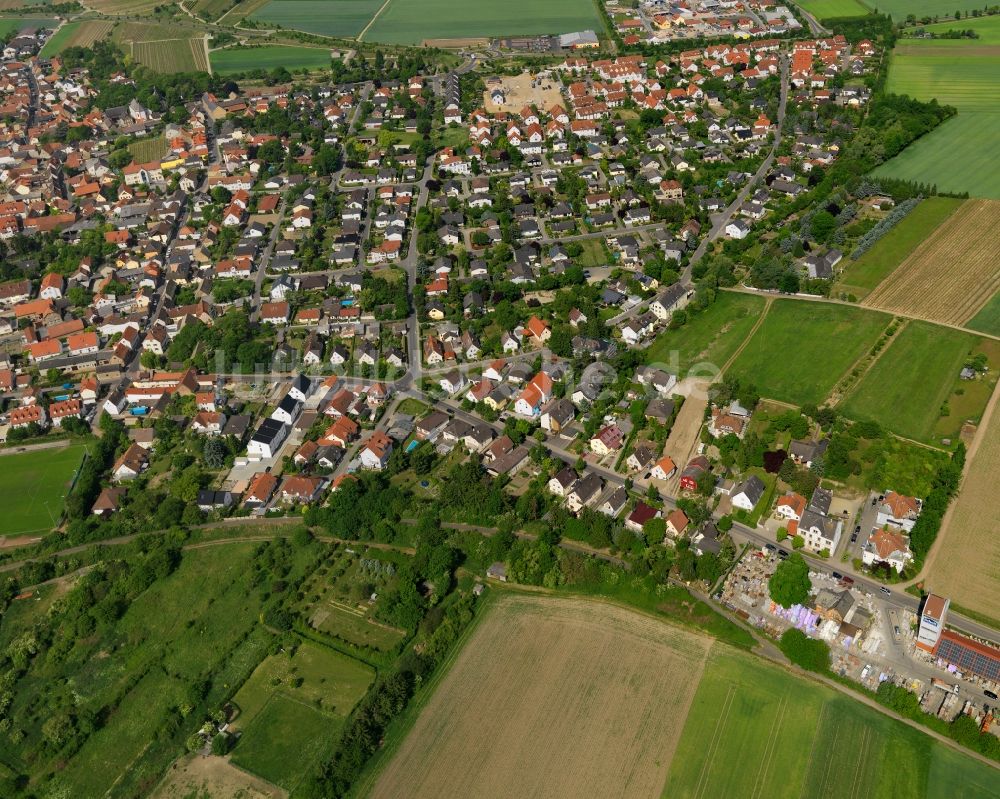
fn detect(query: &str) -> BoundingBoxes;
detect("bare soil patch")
[369,594,711,799]
[863,199,1000,326]
[483,72,563,114]
[659,381,709,494]
[422,37,488,48]
[151,753,286,799]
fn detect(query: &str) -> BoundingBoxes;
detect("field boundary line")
[356,0,394,41]
[722,286,1000,343]
[350,589,500,797]
[719,296,773,374]
[750,694,788,799]
[907,363,1000,587]
[848,724,872,799]
[829,317,908,408]
[692,684,737,799]
[798,703,831,799]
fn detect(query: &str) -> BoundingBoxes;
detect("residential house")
[731,475,766,512]
[862,525,913,574]
[876,491,921,532]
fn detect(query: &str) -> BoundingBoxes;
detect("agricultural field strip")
[369,595,711,798]
[802,704,833,799]
[692,685,736,799]
[836,198,964,297]
[863,200,1000,325]
[750,694,789,799]
[924,383,1000,623]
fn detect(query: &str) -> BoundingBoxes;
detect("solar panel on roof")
[937,637,1000,682]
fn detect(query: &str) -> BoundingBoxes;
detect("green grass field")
[229,641,372,789]
[873,114,1000,199]
[0,16,57,37]
[887,45,1000,113]
[644,292,767,377]
[230,695,339,791]
[727,299,890,407]
[837,198,963,298]
[909,14,1000,43]
[250,0,385,37]
[871,0,988,19]
[840,321,989,443]
[231,641,373,730]
[967,290,1000,336]
[210,44,333,73]
[29,542,318,796]
[796,0,871,19]
[874,38,1000,199]
[362,0,602,44]
[0,443,86,535]
[312,602,407,649]
[662,647,998,799]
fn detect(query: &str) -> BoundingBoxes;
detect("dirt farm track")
[367,594,712,799]
[862,199,1000,326]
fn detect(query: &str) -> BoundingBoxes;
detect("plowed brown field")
[863,199,1000,327]
[368,594,711,799]
[924,383,1000,623]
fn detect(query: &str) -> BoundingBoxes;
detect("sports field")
[644,292,768,377]
[862,200,1000,326]
[795,0,870,19]
[368,594,712,798]
[926,388,1000,626]
[836,197,963,299]
[874,37,1000,199]
[369,593,1000,799]
[210,44,332,74]
[840,321,991,443]
[0,443,86,535]
[39,20,115,56]
[726,299,890,407]
[250,0,385,37]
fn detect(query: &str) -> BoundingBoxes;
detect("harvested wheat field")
[368,594,711,799]
[925,385,1000,624]
[863,199,1000,327]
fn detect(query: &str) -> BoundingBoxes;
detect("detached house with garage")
[359,431,393,471]
[862,525,913,574]
[876,491,921,532]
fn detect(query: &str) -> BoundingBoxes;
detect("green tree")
[769,552,811,608]
[778,628,830,673]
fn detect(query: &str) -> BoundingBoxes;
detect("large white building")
[916,594,949,653]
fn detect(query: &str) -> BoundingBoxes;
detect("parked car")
[985,690,998,700]
[832,572,843,580]
[850,533,858,543]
